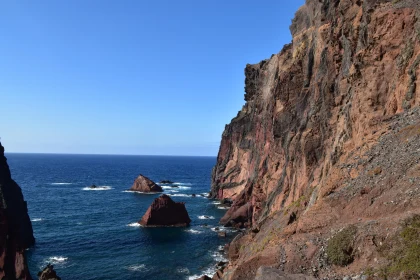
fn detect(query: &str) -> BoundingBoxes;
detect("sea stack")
[130,174,163,193]
[139,194,191,227]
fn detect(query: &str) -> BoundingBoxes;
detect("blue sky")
[0,0,304,156]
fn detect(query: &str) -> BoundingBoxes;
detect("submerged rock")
[38,264,61,280]
[89,184,97,189]
[139,194,191,227]
[130,174,163,193]
[159,180,174,184]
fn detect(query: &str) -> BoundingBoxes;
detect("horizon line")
[4,151,217,158]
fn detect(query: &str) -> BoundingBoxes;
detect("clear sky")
[0,0,304,156]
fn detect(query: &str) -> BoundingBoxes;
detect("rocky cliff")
[211,0,420,279]
[0,142,35,279]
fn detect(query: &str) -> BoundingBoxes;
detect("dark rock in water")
[139,194,191,227]
[38,264,61,280]
[195,276,212,280]
[218,231,227,238]
[191,194,196,197]
[130,174,163,193]
[89,184,97,189]
[159,180,174,184]
[216,261,227,268]
[0,142,34,279]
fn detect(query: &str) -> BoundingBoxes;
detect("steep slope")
[0,142,35,279]
[211,0,420,279]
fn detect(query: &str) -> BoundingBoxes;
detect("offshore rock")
[139,194,191,227]
[0,142,35,279]
[211,0,420,279]
[130,174,163,193]
[38,265,61,280]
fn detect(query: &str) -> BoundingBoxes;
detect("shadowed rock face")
[139,195,191,227]
[210,0,420,279]
[130,174,163,193]
[0,142,35,279]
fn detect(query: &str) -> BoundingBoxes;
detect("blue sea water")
[6,153,233,280]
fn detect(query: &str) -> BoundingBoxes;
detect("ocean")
[6,153,233,280]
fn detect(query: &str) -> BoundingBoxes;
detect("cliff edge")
[0,142,35,279]
[211,0,420,279]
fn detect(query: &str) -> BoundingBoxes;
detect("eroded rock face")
[139,194,191,227]
[211,0,420,278]
[130,174,163,193]
[212,0,420,229]
[0,142,35,279]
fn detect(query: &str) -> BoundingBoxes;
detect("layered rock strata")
[211,0,420,279]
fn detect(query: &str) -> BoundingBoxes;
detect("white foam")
[177,267,190,274]
[46,256,68,265]
[31,218,43,222]
[212,201,221,205]
[82,186,113,191]
[186,229,202,234]
[50,183,72,185]
[122,190,159,194]
[198,215,215,220]
[187,267,216,280]
[211,250,228,262]
[161,186,174,189]
[127,264,146,272]
[186,249,228,279]
[166,189,179,193]
[217,206,230,210]
[168,194,190,197]
[177,186,192,190]
[173,182,192,186]
[127,222,141,227]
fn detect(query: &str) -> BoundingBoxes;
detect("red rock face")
[210,0,420,278]
[0,142,34,279]
[139,194,191,227]
[211,0,420,228]
[130,174,163,193]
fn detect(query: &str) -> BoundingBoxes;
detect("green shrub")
[326,225,357,266]
[386,215,420,278]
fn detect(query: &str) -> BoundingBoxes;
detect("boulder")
[89,184,97,189]
[130,174,163,193]
[139,194,191,227]
[38,264,61,280]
